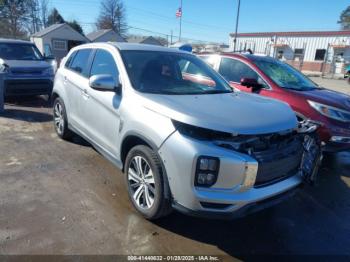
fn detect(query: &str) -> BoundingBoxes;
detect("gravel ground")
[310,77,350,95]
[0,93,350,260]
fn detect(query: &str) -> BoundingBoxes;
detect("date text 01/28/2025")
[127,255,221,261]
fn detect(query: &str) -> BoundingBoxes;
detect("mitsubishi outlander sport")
[52,43,321,220]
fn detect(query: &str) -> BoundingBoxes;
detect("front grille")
[4,79,53,96]
[215,132,303,187]
[252,135,303,187]
[10,69,43,75]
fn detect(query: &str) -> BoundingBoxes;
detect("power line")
[50,0,232,33]
[78,21,222,44]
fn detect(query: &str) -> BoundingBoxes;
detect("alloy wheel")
[128,156,156,209]
[54,102,64,135]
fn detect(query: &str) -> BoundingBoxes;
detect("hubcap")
[54,102,64,135]
[128,156,155,209]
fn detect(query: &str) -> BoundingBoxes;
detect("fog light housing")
[195,156,220,187]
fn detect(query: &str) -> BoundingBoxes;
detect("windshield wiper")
[202,90,233,94]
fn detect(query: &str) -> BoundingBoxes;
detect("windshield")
[0,43,43,61]
[254,59,318,91]
[121,50,232,95]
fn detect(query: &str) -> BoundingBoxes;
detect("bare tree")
[96,0,127,37]
[338,6,350,30]
[27,0,41,34]
[47,8,65,26]
[0,0,29,38]
[39,0,49,28]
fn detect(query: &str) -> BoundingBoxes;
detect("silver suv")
[52,43,321,220]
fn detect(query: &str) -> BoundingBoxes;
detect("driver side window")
[219,58,257,82]
[90,49,119,82]
[219,58,268,88]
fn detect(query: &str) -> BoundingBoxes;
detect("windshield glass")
[0,43,43,61]
[254,59,318,91]
[121,50,232,95]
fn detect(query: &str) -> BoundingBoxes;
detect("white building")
[31,23,89,61]
[230,30,350,74]
[86,29,126,43]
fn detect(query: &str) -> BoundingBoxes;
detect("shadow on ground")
[5,95,51,108]
[1,108,52,122]
[1,96,52,122]
[154,151,350,258]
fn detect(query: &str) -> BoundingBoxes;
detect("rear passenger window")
[65,51,77,68]
[219,58,258,83]
[69,49,92,77]
[90,49,119,81]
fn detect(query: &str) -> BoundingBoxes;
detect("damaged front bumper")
[159,120,322,218]
[297,120,323,184]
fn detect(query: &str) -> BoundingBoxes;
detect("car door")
[80,48,122,158]
[62,48,94,131]
[218,57,270,94]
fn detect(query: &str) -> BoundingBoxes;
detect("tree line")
[0,0,128,39]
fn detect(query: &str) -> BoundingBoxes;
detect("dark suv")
[0,39,54,97]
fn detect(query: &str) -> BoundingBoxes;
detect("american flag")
[176,7,182,18]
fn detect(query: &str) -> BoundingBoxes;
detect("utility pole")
[233,0,241,52]
[170,30,173,45]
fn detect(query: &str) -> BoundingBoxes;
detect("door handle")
[82,89,90,99]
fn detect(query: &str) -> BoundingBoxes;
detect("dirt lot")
[1,80,350,259]
[310,77,350,95]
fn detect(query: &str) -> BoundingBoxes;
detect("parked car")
[198,53,350,152]
[52,43,321,219]
[0,39,55,97]
[345,64,350,84]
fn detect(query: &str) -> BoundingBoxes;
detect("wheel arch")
[120,133,158,170]
[120,132,172,199]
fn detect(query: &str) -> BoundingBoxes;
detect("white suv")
[52,43,321,220]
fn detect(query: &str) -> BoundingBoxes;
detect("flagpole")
[179,0,183,41]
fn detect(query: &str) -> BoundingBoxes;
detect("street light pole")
[233,0,241,52]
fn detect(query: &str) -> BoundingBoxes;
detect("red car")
[197,53,350,152]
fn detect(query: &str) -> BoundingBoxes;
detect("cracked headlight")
[308,100,350,122]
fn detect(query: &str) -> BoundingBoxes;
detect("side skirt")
[68,124,123,170]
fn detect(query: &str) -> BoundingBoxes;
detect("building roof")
[230,30,350,38]
[86,29,113,41]
[127,36,161,44]
[31,23,66,37]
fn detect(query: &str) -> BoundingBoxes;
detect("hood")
[292,88,350,111]
[2,59,50,69]
[141,92,298,135]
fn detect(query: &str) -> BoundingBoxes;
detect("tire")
[125,145,172,220]
[53,97,73,140]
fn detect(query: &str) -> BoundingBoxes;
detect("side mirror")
[240,78,262,88]
[89,74,121,92]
